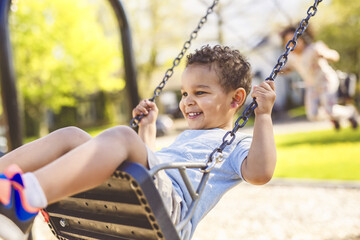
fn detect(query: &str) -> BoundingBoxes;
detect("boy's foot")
[349,117,358,129]
[0,165,40,240]
[331,120,340,130]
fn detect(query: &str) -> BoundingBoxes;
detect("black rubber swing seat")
[45,161,181,240]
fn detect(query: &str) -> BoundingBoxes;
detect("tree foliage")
[315,0,360,77]
[122,0,189,97]
[9,0,124,115]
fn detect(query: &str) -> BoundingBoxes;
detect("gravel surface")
[31,179,360,240]
[192,179,360,240]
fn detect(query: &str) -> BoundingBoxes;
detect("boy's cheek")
[178,102,185,115]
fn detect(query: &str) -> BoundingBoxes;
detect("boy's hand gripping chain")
[130,0,219,128]
[203,0,323,172]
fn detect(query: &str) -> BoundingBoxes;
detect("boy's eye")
[182,92,188,97]
[196,91,206,95]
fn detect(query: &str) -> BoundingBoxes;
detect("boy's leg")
[34,126,148,204]
[0,127,92,240]
[0,165,40,240]
[0,126,147,239]
[0,127,92,173]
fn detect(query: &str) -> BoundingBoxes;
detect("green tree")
[315,0,360,77]
[123,0,189,98]
[9,0,124,135]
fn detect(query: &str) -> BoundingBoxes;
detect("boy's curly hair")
[186,45,252,96]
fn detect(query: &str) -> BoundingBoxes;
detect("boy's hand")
[251,81,276,115]
[132,99,158,127]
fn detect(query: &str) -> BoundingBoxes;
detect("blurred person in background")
[280,26,358,130]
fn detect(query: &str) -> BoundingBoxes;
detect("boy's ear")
[231,88,246,108]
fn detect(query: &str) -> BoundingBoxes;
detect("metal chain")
[265,0,323,82]
[130,0,219,128]
[203,0,323,172]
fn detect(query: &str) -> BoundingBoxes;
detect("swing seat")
[44,161,181,240]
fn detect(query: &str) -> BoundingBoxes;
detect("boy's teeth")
[189,112,200,116]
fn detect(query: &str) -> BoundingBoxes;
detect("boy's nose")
[184,96,195,106]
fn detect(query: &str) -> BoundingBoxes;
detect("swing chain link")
[130,0,219,128]
[203,0,323,173]
[202,100,258,172]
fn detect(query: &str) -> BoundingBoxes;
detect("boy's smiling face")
[179,64,244,130]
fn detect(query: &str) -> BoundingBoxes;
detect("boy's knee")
[100,126,138,145]
[52,126,92,148]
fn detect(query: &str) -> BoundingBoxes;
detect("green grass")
[24,123,360,181]
[82,124,360,180]
[287,106,306,119]
[274,128,360,180]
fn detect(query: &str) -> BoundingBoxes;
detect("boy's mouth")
[187,112,202,119]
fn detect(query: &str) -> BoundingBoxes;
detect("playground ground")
[30,118,360,240]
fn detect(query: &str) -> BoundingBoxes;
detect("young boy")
[0,45,276,240]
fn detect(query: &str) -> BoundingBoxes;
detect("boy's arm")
[241,81,277,185]
[132,99,158,151]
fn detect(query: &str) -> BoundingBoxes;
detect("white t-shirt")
[153,128,252,239]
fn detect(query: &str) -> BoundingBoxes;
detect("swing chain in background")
[130,0,220,128]
[203,0,323,173]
